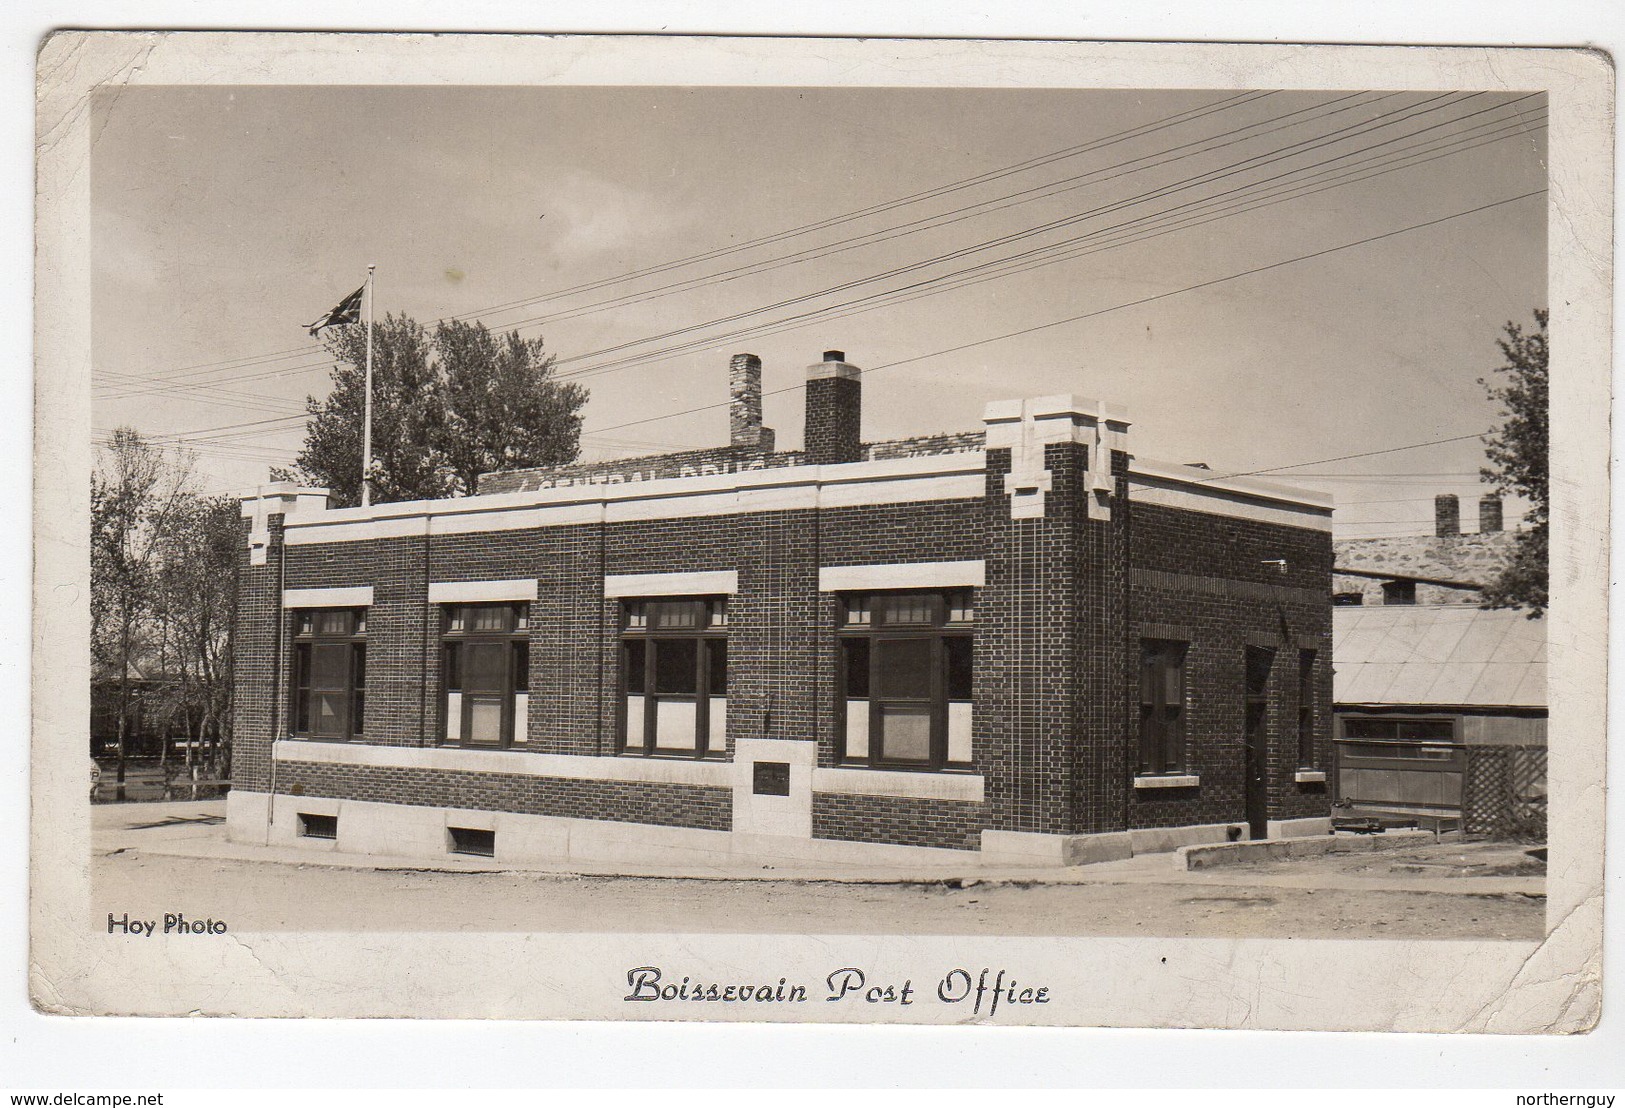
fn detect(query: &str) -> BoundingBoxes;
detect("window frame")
[439,601,531,749]
[1335,713,1464,771]
[289,607,368,742]
[1382,579,1417,606]
[835,589,974,773]
[618,597,728,759]
[1137,639,1188,776]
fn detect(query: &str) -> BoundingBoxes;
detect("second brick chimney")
[1479,494,1503,533]
[1435,493,1461,537]
[805,349,862,465]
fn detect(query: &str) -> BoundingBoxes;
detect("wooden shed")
[1332,605,1546,826]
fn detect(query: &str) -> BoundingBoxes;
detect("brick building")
[227,350,1335,868]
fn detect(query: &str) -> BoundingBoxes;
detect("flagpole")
[361,264,376,507]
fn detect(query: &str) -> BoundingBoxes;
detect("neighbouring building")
[1330,494,1548,835]
[227,350,1336,869]
[1333,493,1515,607]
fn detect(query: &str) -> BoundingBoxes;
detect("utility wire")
[96,92,1271,399]
[587,188,1544,439]
[548,112,1545,384]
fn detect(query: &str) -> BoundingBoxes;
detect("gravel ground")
[92,845,1544,940]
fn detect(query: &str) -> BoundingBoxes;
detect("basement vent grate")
[448,826,496,857]
[298,813,338,840]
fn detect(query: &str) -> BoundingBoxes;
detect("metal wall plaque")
[752,761,790,796]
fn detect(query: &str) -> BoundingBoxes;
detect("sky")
[90,84,1547,539]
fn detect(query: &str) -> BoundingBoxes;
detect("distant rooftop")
[1334,604,1546,709]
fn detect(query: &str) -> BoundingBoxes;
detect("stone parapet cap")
[982,394,1131,430]
[285,451,987,528]
[239,483,330,518]
[1130,457,1334,512]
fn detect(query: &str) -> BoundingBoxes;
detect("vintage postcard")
[31,32,1611,1030]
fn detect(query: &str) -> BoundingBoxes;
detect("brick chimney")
[1435,493,1461,537]
[1479,494,1503,533]
[805,349,861,465]
[729,353,774,452]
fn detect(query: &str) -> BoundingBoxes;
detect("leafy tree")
[1479,309,1548,617]
[284,314,448,508]
[149,495,239,776]
[282,315,587,506]
[91,428,196,786]
[437,320,587,496]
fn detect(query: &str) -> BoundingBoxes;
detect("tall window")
[1138,639,1187,775]
[838,590,973,771]
[441,602,530,748]
[1297,649,1317,768]
[620,598,727,758]
[291,608,367,741]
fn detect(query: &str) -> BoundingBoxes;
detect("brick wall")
[238,441,1333,853]
[232,516,282,792]
[812,793,986,851]
[478,445,801,496]
[478,432,980,495]
[277,760,732,831]
[286,535,430,749]
[1125,501,1333,830]
[975,441,1136,838]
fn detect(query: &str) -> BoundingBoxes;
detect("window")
[441,602,530,748]
[1138,640,1187,775]
[1338,716,1460,764]
[1382,580,1417,605]
[620,598,728,757]
[1297,649,1317,768]
[291,608,367,740]
[1333,591,1365,606]
[837,590,973,771]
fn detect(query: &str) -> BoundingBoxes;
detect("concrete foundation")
[1128,822,1248,855]
[229,789,987,872]
[1177,829,1435,870]
[980,829,1134,867]
[1266,816,1334,840]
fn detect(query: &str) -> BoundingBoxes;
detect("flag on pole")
[306,285,365,336]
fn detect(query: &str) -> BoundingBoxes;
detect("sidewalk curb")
[1177,830,1438,870]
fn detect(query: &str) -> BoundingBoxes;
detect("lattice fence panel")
[1463,745,1547,840]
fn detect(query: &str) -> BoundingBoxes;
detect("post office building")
[228,350,1336,869]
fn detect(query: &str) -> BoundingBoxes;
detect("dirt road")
[92,847,1543,939]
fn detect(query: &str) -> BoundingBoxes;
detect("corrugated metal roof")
[1333,605,1547,708]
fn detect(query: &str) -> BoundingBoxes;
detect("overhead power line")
[95,91,1272,402]
[96,91,1538,408]
[544,92,1502,375]
[587,187,1544,439]
[545,109,1545,384]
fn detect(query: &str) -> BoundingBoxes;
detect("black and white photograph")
[28,31,1611,1037]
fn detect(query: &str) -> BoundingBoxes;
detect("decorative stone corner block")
[982,395,1130,521]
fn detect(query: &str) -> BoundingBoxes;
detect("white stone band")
[603,570,739,598]
[818,560,985,592]
[427,579,538,604]
[282,586,374,608]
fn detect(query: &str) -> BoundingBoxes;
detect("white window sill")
[1294,769,1327,783]
[1133,774,1200,789]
